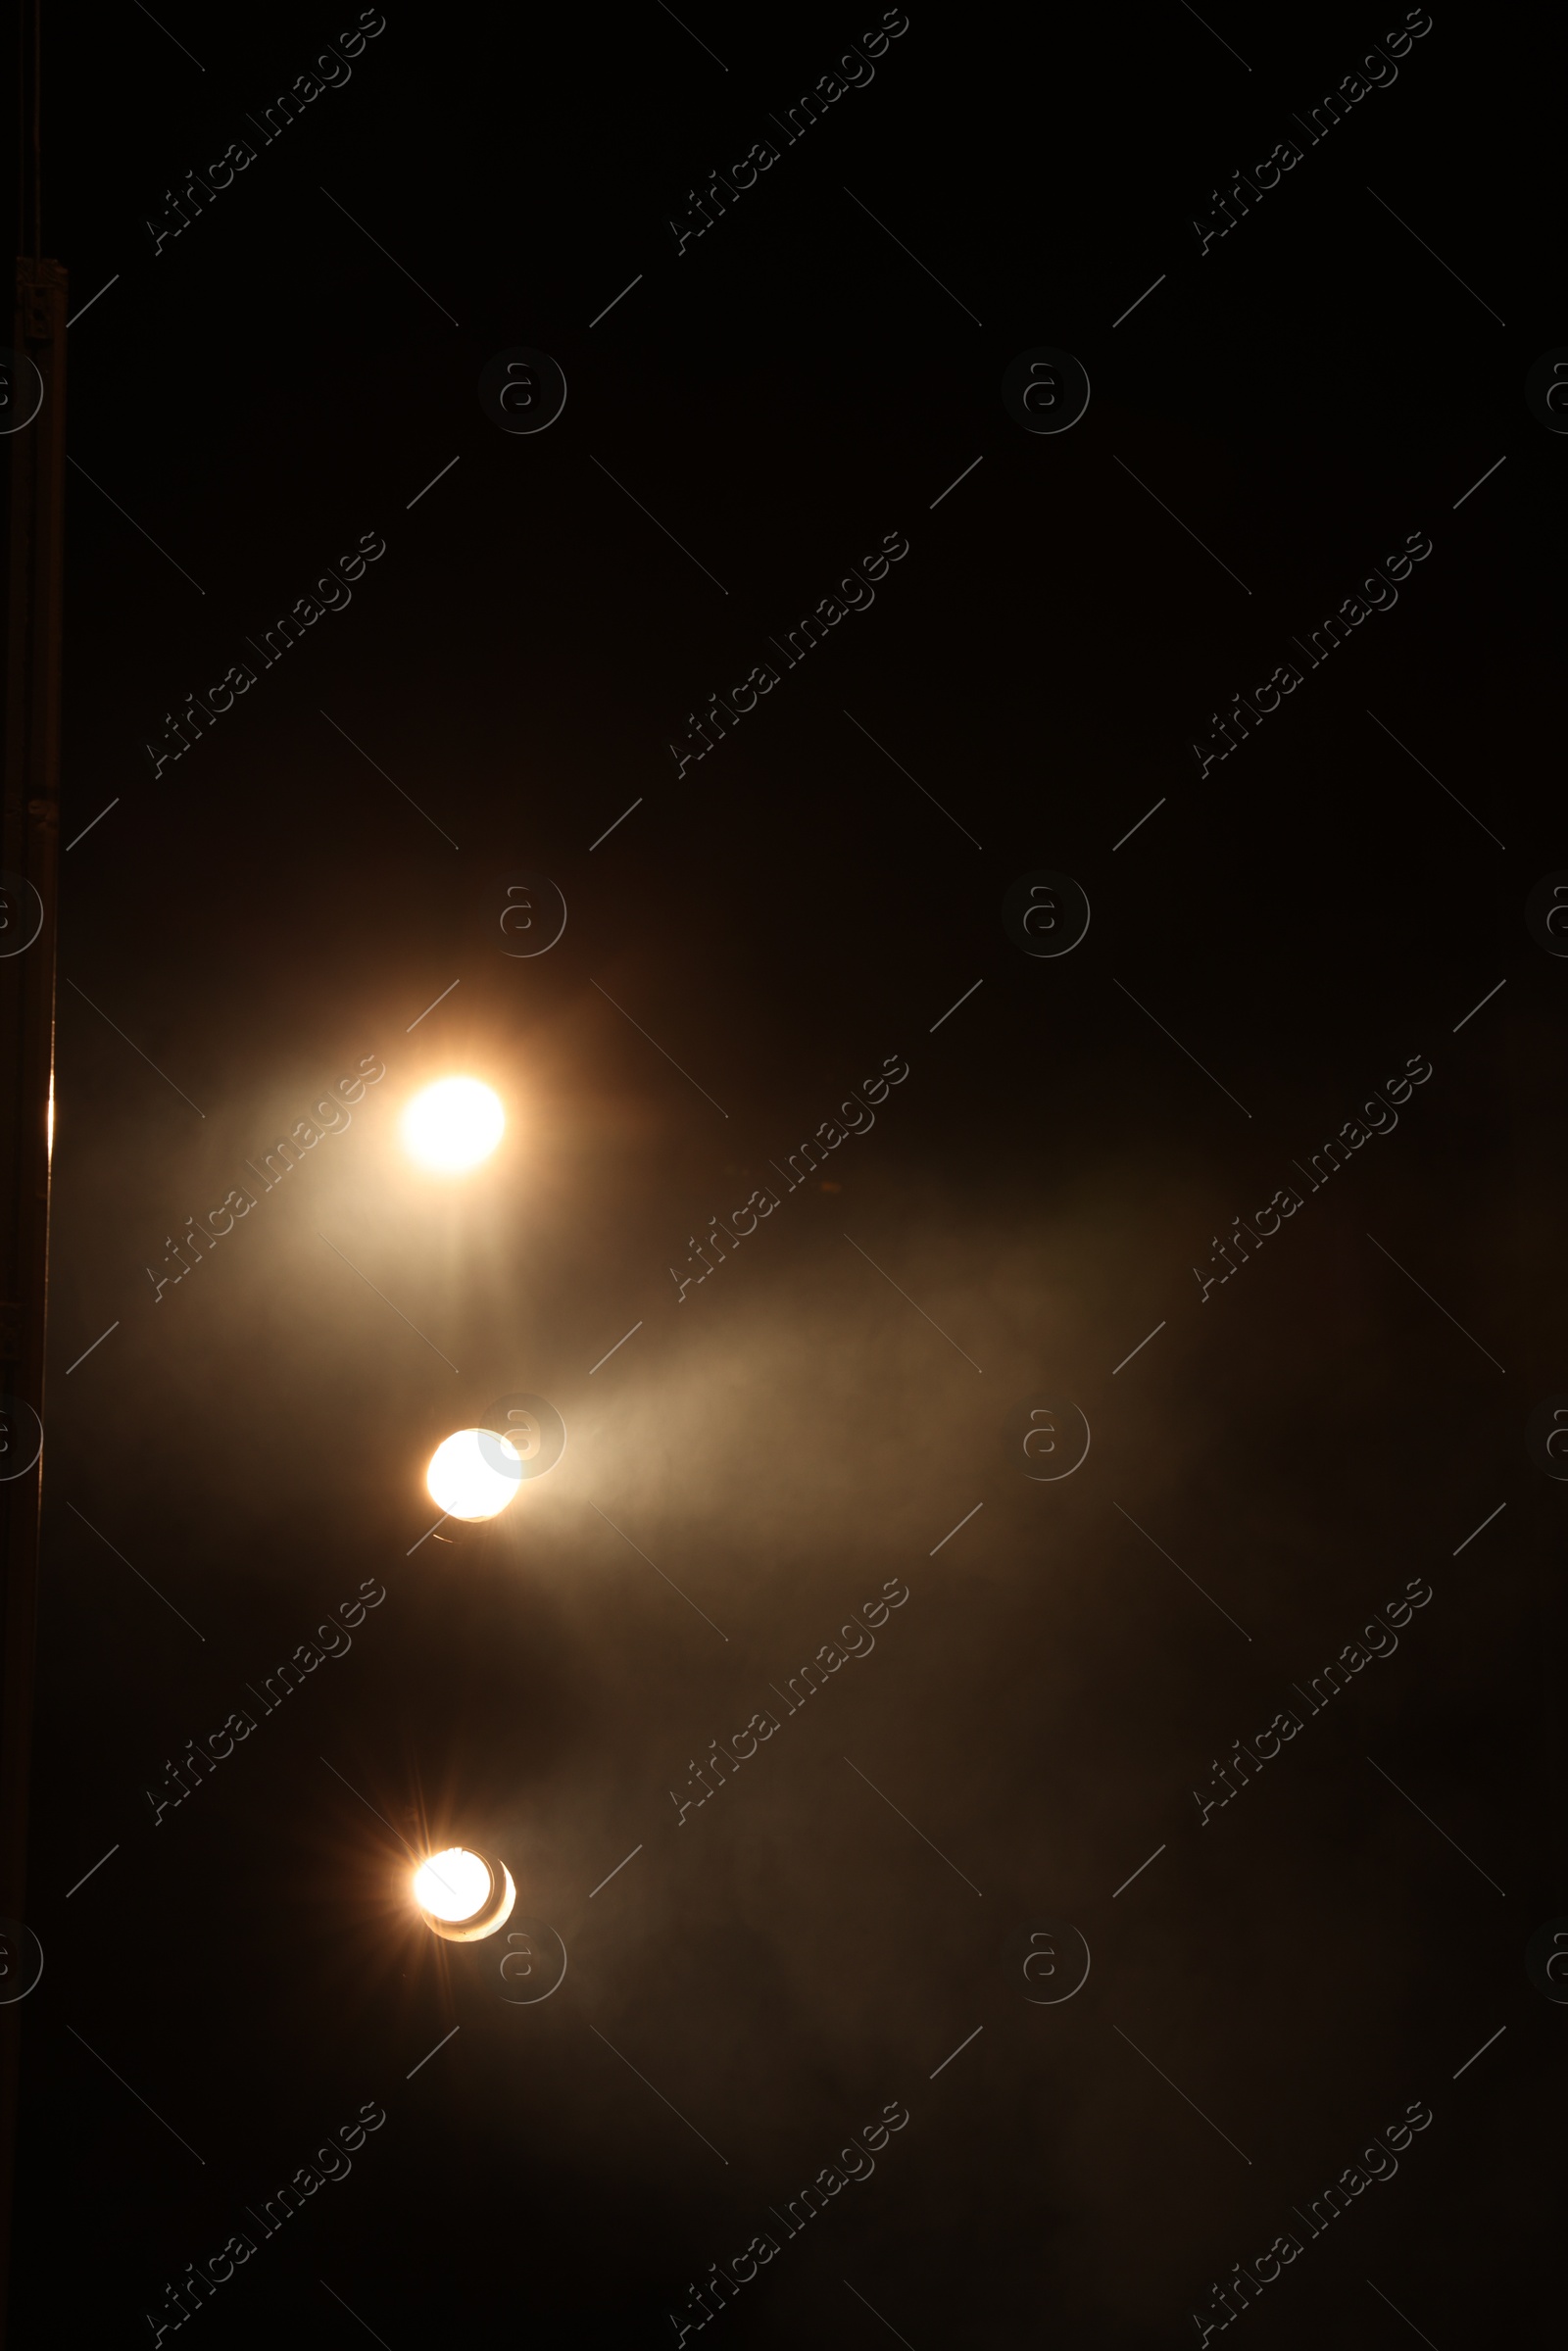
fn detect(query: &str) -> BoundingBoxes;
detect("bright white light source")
[412,1845,516,1940]
[414,1847,492,1922]
[401,1077,505,1172]
[426,1428,523,1521]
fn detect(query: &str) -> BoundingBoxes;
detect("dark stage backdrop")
[4,2,1563,2345]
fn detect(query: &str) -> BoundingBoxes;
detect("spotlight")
[401,1077,505,1172]
[412,1846,516,1941]
[426,1428,523,1521]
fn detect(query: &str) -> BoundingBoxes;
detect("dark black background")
[5,0,1564,2343]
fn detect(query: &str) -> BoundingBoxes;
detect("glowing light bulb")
[412,1845,516,1940]
[414,1848,492,1922]
[426,1428,522,1521]
[401,1077,505,1172]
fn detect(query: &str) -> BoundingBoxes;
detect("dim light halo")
[401,1076,506,1172]
[427,1427,523,1521]
[413,1846,516,1941]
